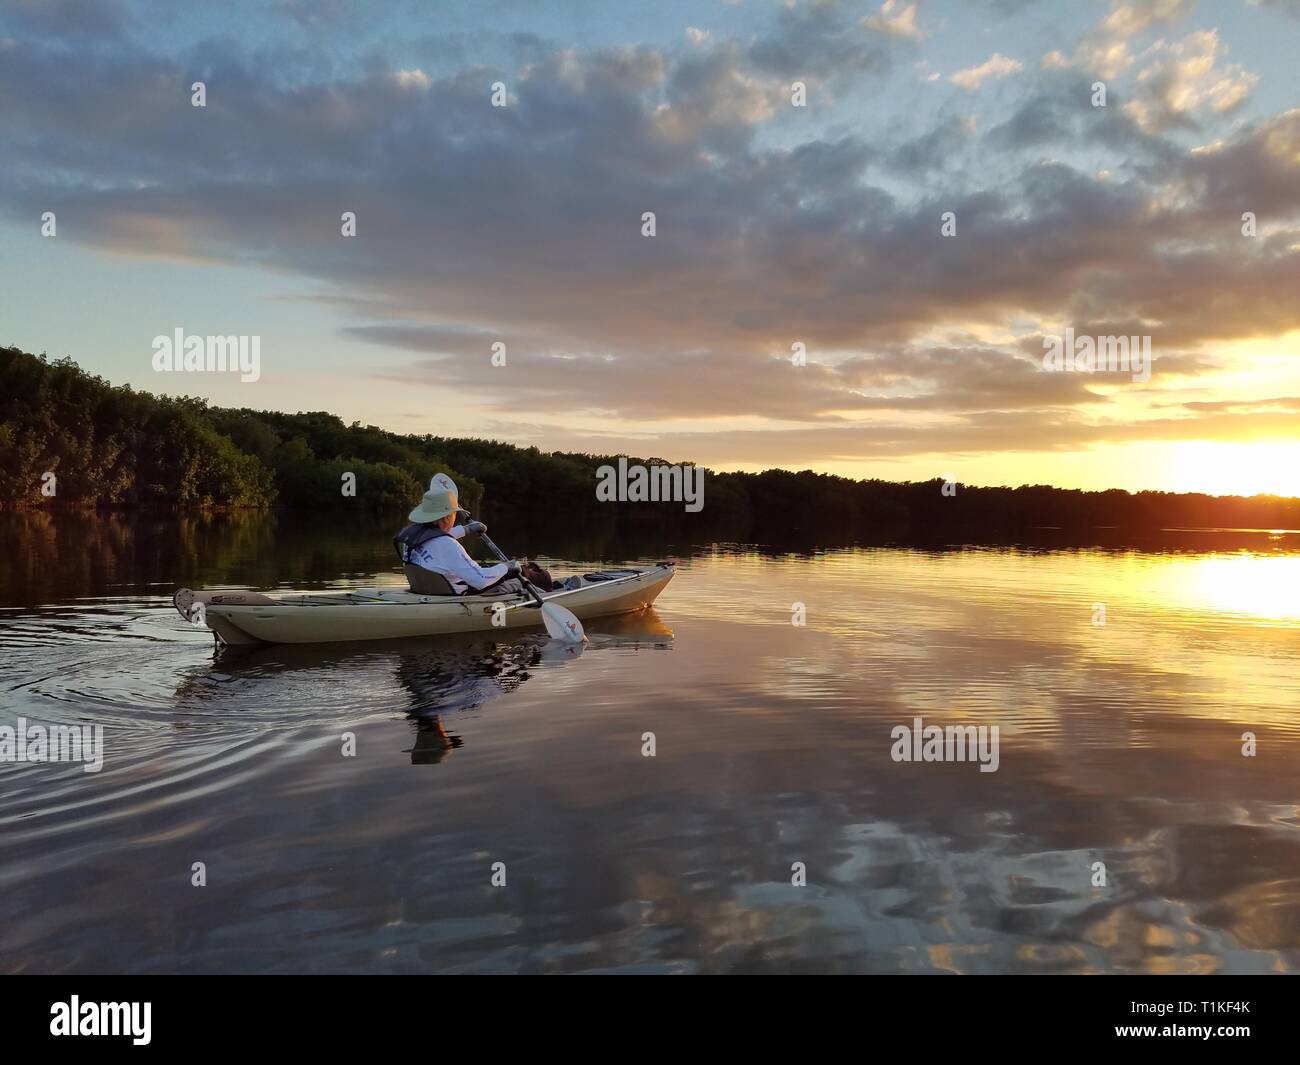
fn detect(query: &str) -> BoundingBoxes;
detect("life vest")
[392,522,516,597]
[393,523,457,596]
[393,522,450,561]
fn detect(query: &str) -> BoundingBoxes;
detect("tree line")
[4,346,1299,541]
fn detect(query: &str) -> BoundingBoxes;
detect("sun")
[1166,442,1300,498]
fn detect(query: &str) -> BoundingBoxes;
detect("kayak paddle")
[476,530,587,644]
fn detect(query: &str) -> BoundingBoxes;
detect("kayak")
[173,563,675,646]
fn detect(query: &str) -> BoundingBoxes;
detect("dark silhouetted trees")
[4,347,1299,543]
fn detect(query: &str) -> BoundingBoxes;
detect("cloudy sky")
[2,0,1299,493]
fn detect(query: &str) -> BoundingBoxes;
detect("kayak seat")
[403,563,459,597]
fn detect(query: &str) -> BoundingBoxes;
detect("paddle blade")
[541,602,586,643]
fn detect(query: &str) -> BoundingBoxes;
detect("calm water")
[2,512,1299,974]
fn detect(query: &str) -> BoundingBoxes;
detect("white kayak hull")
[176,564,675,646]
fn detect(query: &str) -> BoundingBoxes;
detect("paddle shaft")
[476,530,546,609]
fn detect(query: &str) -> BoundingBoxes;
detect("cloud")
[470,400,1300,467]
[1176,109,1300,219]
[391,68,432,91]
[367,333,1107,424]
[1123,30,1258,133]
[1,0,1297,471]
[1072,0,1194,78]
[1176,396,1300,413]
[1248,0,1300,15]
[1098,0,1194,38]
[886,113,977,173]
[951,54,1024,91]
[748,1,896,91]
[861,1,924,41]
[0,0,134,40]
[273,0,361,31]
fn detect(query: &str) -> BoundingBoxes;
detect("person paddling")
[394,474,523,596]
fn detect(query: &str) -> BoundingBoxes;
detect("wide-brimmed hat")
[409,472,468,524]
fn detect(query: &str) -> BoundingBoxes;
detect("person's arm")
[434,539,509,591]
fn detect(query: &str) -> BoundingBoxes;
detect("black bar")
[4,975,1288,1051]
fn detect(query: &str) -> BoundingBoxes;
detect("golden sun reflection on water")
[1161,554,1300,622]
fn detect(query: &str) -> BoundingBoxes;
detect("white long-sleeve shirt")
[402,525,508,595]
